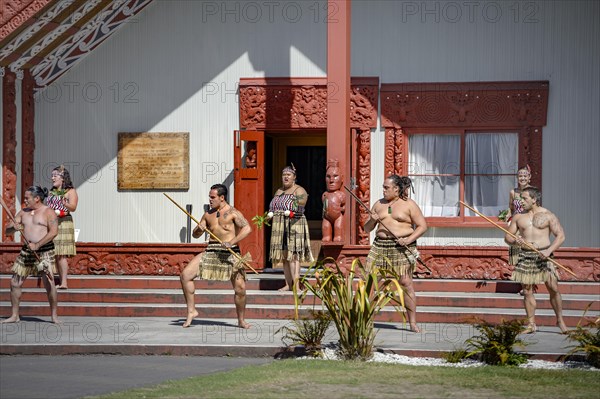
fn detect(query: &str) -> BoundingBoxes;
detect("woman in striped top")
[268,165,313,291]
[46,165,78,289]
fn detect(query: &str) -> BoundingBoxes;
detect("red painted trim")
[21,70,35,198]
[2,71,18,242]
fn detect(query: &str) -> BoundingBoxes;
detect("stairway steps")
[1,289,597,311]
[1,301,592,327]
[2,275,598,295]
[2,275,598,327]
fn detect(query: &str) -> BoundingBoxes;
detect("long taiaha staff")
[163,193,258,274]
[344,185,432,274]
[459,200,577,278]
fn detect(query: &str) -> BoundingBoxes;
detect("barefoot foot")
[409,324,421,333]
[51,317,61,324]
[557,321,569,334]
[278,285,290,292]
[183,310,199,328]
[57,285,68,290]
[522,323,537,334]
[1,316,20,323]
[238,320,251,329]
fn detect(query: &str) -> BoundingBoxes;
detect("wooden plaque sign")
[118,132,189,190]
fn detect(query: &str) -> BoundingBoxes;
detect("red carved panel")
[356,129,371,245]
[381,81,549,128]
[2,70,18,242]
[239,78,378,130]
[350,85,378,129]
[0,243,206,275]
[0,0,53,42]
[319,244,600,282]
[21,69,35,197]
[528,127,543,190]
[2,242,597,282]
[384,128,395,177]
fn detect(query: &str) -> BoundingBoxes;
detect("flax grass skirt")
[54,215,76,256]
[197,243,245,281]
[12,244,57,277]
[510,249,557,285]
[366,237,418,276]
[269,212,313,264]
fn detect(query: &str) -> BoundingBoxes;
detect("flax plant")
[564,306,600,368]
[295,257,406,360]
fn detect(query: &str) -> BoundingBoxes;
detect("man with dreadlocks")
[2,186,60,324]
[364,175,427,332]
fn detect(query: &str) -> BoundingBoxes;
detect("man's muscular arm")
[364,202,380,233]
[540,212,565,258]
[227,208,251,247]
[504,213,521,245]
[192,214,207,238]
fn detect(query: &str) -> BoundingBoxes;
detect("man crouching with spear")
[1,186,59,324]
[178,184,252,329]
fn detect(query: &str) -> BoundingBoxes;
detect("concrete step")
[1,300,594,327]
[2,274,599,295]
[1,289,598,311]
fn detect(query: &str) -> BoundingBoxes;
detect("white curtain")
[464,133,518,216]
[408,134,460,216]
[408,133,518,217]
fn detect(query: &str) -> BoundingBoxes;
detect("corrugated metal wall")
[30,0,598,247]
[354,0,599,247]
[32,1,327,243]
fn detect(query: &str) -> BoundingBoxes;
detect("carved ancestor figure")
[321,160,346,242]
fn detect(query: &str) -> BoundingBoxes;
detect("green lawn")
[91,359,599,399]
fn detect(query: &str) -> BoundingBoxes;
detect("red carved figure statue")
[321,160,346,242]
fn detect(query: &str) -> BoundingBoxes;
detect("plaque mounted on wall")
[117,132,189,190]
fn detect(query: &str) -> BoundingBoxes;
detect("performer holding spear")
[461,185,571,334]
[166,185,253,329]
[360,175,428,333]
[1,187,59,324]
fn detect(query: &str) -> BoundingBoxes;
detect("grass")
[90,359,599,399]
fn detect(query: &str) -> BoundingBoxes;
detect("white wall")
[33,0,327,243]
[355,0,600,247]
[31,0,599,247]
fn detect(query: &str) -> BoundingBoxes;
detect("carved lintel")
[239,79,378,130]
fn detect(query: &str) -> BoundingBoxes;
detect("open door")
[233,130,265,270]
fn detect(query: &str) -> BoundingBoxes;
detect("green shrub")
[464,318,529,366]
[295,257,406,360]
[564,310,600,368]
[277,310,332,357]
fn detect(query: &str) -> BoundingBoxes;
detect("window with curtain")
[408,132,518,221]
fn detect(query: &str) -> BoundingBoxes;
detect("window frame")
[404,127,520,227]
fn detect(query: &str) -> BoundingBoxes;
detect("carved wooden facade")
[239,77,379,245]
[381,81,549,188]
[1,243,597,281]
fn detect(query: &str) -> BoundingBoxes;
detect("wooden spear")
[163,193,258,274]
[459,200,576,278]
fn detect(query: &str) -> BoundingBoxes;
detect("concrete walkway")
[1,316,573,358]
[0,316,579,398]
